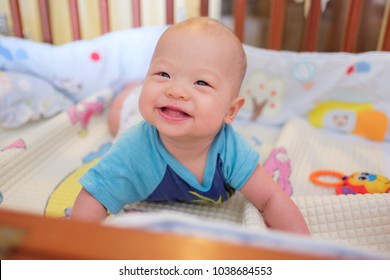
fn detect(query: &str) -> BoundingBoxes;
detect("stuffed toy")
[310,170,390,195]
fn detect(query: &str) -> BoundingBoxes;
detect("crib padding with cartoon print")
[1,0,390,259]
[1,85,389,258]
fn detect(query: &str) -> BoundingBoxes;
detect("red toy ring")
[310,170,346,187]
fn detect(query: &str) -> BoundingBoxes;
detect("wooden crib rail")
[0,208,328,260]
[5,0,390,52]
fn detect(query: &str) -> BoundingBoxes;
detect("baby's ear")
[224,96,245,124]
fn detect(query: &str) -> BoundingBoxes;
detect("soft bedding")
[241,45,390,142]
[0,88,114,213]
[0,26,167,103]
[1,27,390,259]
[241,118,390,255]
[0,71,73,128]
[1,98,389,258]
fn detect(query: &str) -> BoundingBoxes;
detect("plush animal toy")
[310,170,390,195]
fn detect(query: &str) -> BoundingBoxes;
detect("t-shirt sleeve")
[79,123,164,214]
[221,125,260,190]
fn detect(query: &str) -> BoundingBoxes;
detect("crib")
[3,0,390,51]
[1,0,390,260]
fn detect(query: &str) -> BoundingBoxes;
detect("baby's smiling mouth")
[159,106,191,120]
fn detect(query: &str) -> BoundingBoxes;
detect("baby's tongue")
[163,107,189,118]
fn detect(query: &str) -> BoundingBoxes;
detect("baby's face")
[139,24,243,142]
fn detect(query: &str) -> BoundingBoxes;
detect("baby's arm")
[71,188,107,223]
[240,165,310,235]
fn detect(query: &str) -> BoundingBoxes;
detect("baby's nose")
[166,87,189,100]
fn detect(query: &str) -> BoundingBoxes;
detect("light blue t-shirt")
[80,121,259,214]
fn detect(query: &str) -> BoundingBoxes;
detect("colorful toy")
[310,170,390,195]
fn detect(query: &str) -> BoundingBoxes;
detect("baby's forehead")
[162,25,240,57]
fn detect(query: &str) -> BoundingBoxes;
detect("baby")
[72,17,310,236]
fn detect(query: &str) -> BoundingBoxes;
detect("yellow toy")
[308,101,388,142]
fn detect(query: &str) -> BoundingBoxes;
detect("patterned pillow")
[0,26,167,102]
[0,71,73,128]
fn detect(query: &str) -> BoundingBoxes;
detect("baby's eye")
[194,80,209,86]
[159,72,170,78]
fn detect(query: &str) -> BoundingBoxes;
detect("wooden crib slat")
[234,0,246,42]
[38,0,52,44]
[8,0,23,38]
[99,0,110,34]
[69,0,81,40]
[200,0,209,17]
[303,0,321,51]
[383,17,390,51]
[381,0,390,51]
[166,0,174,24]
[268,0,285,50]
[131,0,141,27]
[341,0,364,52]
